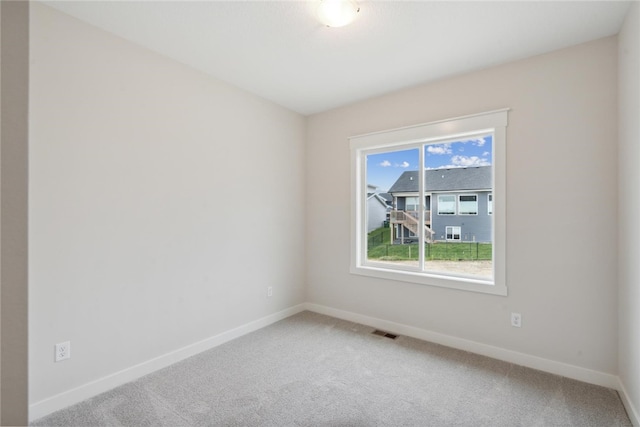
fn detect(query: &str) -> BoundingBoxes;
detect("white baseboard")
[29,304,307,422]
[617,378,640,427]
[30,302,634,424]
[304,303,620,390]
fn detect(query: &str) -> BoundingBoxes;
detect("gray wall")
[1,1,29,425]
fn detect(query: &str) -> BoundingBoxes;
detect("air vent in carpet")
[372,330,398,339]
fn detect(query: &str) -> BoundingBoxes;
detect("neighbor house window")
[445,226,462,241]
[405,197,419,212]
[350,109,508,295]
[437,195,456,215]
[458,195,478,215]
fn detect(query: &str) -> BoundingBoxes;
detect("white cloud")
[460,137,486,147]
[379,160,391,167]
[399,161,410,168]
[450,155,491,167]
[426,144,452,155]
[482,151,490,157]
[474,137,486,147]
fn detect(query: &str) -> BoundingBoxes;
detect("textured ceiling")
[41,1,632,115]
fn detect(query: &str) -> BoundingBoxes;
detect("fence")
[368,232,386,247]
[367,240,491,261]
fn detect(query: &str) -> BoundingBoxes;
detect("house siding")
[432,191,491,242]
[366,196,388,232]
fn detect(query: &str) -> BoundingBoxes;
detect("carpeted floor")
[32,311,632,426]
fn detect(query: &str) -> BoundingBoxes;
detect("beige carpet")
[32,311,631,426]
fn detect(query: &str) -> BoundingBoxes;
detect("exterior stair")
[403,213,435,243]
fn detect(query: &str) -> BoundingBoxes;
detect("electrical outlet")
[55,341,71,362]
[511,312,522,328]
[267,286,273,297]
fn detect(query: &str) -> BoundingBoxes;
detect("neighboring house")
[366,184,393,232]
[387,166,492,243]
[377,192,393,208]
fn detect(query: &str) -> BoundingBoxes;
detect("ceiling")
[41,1,633,116]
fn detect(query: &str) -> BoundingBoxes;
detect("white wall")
[307,37,619,375]
[618,2,640,424]
[29,2,306,410]
[27,1,637,422]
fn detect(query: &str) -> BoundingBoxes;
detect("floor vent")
[372,330,398,340]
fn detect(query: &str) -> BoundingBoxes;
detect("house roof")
[378,193,393,204]
[367,193,391,209]
[388,166,491,194]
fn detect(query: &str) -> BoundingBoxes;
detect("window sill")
[350,263,508,296]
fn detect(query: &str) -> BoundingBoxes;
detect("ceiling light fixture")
[317,0,360,28]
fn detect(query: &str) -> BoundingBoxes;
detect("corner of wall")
[617,1,640,425]
[0,1,29,425]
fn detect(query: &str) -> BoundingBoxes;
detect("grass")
[367,227,492,261]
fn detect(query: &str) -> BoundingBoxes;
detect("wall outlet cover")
[55,341,71,362]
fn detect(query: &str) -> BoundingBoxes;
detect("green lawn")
[367,227,492,261]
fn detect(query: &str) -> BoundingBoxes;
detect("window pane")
[366,148,419,268]
[424,137,493,279]
[405,197,419,211]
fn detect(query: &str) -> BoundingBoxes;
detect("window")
[445,226,461,241]
[350,109,508,295]
[458,195,478,215]
[437,195,456,215]
[405,197,419,212]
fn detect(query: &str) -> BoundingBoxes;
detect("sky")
[366,136,493,192]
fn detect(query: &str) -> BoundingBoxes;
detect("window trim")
[350,109,508,296]
[488,193,493,215]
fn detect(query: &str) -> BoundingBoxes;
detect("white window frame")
[458,194,478,216]
[437,194,456,215]
[445,226,462,241]
[488,193,493,215]
[350,109,508,296]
